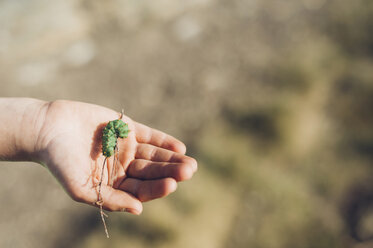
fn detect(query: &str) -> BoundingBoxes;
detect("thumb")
[72,185,143,214]
[100,185,143,214]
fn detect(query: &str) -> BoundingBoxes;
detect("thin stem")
[99,204,109,238]
[98,157,107,201]
[97,157,109,238]
[109,145,118,187]
[115,145,119,180]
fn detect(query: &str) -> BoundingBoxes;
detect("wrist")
[5,98,50,162]
[20,98,50,162]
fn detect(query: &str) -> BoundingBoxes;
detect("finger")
[133,121,186,154]
[135,144,197,172]
[127,159,194,181]
[119,178,177,202]
[101,186,143,214]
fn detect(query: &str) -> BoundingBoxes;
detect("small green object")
[102,119,129,157]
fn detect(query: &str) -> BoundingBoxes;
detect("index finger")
[133,121,186,154]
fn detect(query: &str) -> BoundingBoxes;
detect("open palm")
[37,100,197,214]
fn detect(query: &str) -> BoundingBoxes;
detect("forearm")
[0,98,48,161]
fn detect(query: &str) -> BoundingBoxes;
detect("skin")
[0,98,197,215]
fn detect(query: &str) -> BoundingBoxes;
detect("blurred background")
[0,0,372,247]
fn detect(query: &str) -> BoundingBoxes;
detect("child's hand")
[35,100,197,215]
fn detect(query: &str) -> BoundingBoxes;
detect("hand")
[35,100,197,214]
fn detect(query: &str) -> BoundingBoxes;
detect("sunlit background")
[0,0,372,247]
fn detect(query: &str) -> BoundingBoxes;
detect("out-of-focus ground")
[0,0,373,247]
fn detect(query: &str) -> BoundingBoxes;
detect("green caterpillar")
[102,119,129,157]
